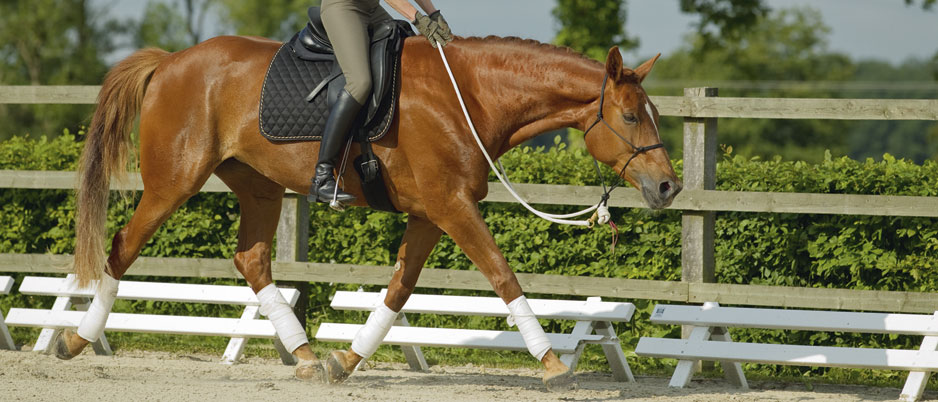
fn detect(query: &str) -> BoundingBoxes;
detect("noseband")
[583,73,664,202]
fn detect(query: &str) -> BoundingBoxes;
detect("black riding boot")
[309,89,362,204]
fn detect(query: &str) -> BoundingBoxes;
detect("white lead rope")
[435,42,609,227]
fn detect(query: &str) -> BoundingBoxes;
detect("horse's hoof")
[324,351,353,385]
[51,330,76,360]
[295,359,326,383]
[543,368,577,392]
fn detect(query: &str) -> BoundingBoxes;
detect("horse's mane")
[458,36,640,83]
[460,36,602,67]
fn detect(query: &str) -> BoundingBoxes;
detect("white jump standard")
[317,289,636,382]
[324,293,568,388]
[635,302,938,402]
[5,275,302,366]
[0,276,15,350]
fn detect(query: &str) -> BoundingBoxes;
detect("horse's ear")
[605,47,623,82]
[634,53,661,83]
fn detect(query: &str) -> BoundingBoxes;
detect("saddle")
[259,7,413,212]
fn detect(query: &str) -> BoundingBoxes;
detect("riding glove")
[429,11,454,44]
[413,12,452,48]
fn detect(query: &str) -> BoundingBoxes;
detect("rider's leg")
[310,1,379,204]
[310,88,362,204]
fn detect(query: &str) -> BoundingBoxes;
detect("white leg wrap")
[507,296,551,361]
[350,304,397,359]
[257,284,308,353]
[77,274,119,342]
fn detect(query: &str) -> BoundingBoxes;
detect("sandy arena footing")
[0,349,927,401]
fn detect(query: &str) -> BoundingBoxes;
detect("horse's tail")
[74,48,170,288]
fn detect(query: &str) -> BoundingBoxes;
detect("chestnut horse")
[60,35,681,389]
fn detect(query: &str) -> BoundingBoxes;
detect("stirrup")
[329,199,346,212]
[308,177,356,207]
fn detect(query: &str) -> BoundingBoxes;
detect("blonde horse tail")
[74,48,170,288]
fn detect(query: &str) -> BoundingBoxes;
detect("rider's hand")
[429,11,453,45]
[413,12,450,48]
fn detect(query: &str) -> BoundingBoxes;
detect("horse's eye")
[622,114,638,124]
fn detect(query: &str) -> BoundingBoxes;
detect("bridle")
[582,73,664,205]
[435,42,664,228]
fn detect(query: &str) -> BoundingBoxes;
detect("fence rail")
[4,85,938,121]
[4,170,938,218]
[0,86,100,105]
[1,86,937,315]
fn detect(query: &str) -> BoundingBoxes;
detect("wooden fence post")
[681,87,718,369]
[276,194,311,328]
[682,87,718,284]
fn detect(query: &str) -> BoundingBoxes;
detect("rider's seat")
[288,7,412,125]
[297,7,334,54]
[294,7,405,58]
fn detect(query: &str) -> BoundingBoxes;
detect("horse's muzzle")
[641,177,682,209]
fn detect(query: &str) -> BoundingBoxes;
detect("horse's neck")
[452,40,603,156]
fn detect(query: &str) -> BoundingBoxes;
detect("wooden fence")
[2,86,938,313]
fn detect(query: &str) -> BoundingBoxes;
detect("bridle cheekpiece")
[583,73,664,203]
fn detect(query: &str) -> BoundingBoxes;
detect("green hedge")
[2,132,938,384]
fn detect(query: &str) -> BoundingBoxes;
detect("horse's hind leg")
[57,93,227,358]
[214,160,323,381]
[57,170,214,358]
[325,215,443,383]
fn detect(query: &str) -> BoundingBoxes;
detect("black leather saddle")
[290,7,413,127]
[260,7,413,144]
[296,7,334,55]
[258,7,412,213]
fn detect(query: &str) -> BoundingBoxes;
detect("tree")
[905,0,937,9]
[134,0,316,50]
[932,50,938,80]
[552,0,638,61]
[846,59,938,163]
[135,0,217,51]
[218,0,319,39]
[679,0,936,51]
[678,0,769,51]
[0,0,125,139]
[651,7,856,162]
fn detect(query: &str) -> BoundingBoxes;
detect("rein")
[435,43,661,228]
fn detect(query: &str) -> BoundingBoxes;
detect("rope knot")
[597,203,611,225]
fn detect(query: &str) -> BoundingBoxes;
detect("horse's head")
[583,47,682,209]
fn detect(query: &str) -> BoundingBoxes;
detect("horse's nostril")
[659,181,671,195]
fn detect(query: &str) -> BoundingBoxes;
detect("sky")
[98,0,938,66]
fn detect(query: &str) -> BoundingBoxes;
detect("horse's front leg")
[325,215,443,383]
[429,198,576,392]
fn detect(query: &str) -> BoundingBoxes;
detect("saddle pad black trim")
[258,43,400,143]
